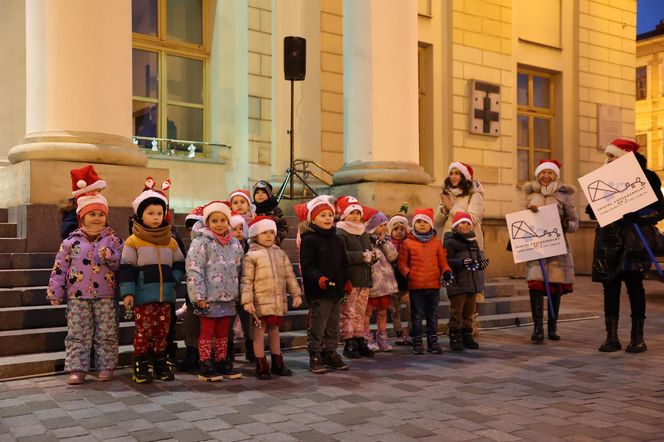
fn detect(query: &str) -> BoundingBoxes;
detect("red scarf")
[211,229,233,246]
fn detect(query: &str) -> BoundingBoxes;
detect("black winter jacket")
[443,232,486,296]
[300,224,350,300]
[337,227,373,288]
[590,153,664,282]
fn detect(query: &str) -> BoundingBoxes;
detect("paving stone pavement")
[2,276,664,441]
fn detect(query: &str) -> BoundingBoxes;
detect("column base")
[8,131,148,167]
[0,160,168,208]
[332,161,432,185]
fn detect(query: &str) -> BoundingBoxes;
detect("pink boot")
[377,331,393,352]
[98,369,114,382]
[365,332,379,352]
[67,372,86,385]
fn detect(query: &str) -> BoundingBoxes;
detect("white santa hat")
[229,211,248,236]
[203,200,232,223]
[534,159,561,178]
[248,216,277,238]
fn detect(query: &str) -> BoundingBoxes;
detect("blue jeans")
[409,289,440,341]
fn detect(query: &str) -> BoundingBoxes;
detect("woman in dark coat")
[587,139,664,353]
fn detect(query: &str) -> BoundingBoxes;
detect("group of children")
[48,165,488,384]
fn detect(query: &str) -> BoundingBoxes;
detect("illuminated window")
[517,69,555,182]
[636,66,647,100]
[132,0,207,152]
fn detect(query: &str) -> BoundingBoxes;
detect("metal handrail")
[293,159,334,186]
[133,136,230,149]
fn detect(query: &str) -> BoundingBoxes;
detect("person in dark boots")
[443,212,488,351]
[588,139,664,353]
[297,196,351,374]
[522,160,579,343]
[241,217,303,380]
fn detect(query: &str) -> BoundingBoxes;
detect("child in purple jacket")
[47,167,123,385]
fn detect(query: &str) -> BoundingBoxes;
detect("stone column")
[332,0,430,185]
[8,0,146,167]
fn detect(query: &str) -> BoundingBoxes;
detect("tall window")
[636,66,647,100]
[132,0,207,151]
[517,69,555,182]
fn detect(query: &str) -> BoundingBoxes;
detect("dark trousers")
[602,271,646,319]
[307,297,343,354]
[409,289,440,339]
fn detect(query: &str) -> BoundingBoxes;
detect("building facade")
[0,0,638,276]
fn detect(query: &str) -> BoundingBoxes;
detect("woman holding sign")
[586,139,664,353]
[524,160,579,342]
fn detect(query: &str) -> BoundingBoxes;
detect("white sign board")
[578,152,657,227]
[505,204,568,264]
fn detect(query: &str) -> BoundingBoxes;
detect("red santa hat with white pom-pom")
[604,138,640,158]
[248,215,277,238]
[70,165,107,198]
[534,159,561,178]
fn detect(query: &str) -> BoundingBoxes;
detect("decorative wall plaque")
[469,80,500,136]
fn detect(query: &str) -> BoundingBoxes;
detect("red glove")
[319,277,330,289]
[344,280,353,296]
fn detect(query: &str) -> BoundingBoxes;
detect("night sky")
[638,0,664,34]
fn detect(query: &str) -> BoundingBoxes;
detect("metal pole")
[289,80,295,199]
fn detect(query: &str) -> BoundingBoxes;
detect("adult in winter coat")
[523,159,578,343]
[587,139,664,353]
[434,161,485,250]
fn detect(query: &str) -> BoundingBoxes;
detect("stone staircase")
[0,209,595,379]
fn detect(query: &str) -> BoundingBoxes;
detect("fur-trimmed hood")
[522,181,576,196]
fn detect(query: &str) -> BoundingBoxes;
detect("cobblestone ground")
[2,276,664,441]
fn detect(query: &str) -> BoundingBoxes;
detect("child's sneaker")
[67,371,86,385]
[394,331,408,346]
[427,335,443,354]
[412,338,424,355]
[377,332,393,352]
[308,353,328,374]
[366,332,379,352]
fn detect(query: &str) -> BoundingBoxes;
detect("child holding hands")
[47,166,122,385]
[241,216,302,379]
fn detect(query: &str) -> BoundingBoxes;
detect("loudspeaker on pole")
[284,36,306,81]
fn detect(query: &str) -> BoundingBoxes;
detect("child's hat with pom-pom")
[451,211,474,228]
[203,200,231,222]
[248,215,277,238]
[412,208,434,228]
[70,165,106,198]
[132,177,171,218]
[335,195,363,220]
[295,195,336,222]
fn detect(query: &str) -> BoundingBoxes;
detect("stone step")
[0,208,7,223]
[0,223,17,238]
[0,253,56,270]
[0,268,51,288]
[0,238,26,253]
[0,286,48,308]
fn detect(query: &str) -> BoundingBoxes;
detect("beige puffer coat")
[522,181,579,285]
[241,242,302,317]
[434,181,485,250]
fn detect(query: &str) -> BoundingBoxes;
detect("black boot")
[529,291,544,343]
[547,293,561,341]
[255,356,271,380]
[218,359,243,379]
[199,359,215,378]
[461,327,479,349]
[131,355,152,384]
[343,338,360,359]
[179,346,199,372]
[166,342,178,366]
[412,336,424,355]
[245,339,256,362]
[308,353,327,374]
[270,353,292,376]
[153,352,174,381]
[427,335,443,354]
[322,350,348,370]
[625,318,647,353]
[598,316,621,352]
[356,337,375,357]
[449,329,463,351]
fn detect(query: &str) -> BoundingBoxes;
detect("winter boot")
[449,328,463,351]
[131,356,153,384]
[218,359,243,379]
[270,353,292,376]
[166,342,178,367]
[308,353,328,374]
[529,290,544,343]
[199,359,216,378]
[625,318,647,353]
[461,327,480,350]
[427,335,443,354]
[412,336,424,355]
[255,356,271,380]
[322,350,348,370]
[547,293,561,340]
[377,331,393,352]
[245,338,256,362]
[180,346,199,372]
[365,332,379,352]
[598,316,621,352]
[67,371,87,385]
[394,330,408,346]
[357,337,375,357]
[153,352,175,381]
[343,338,360,359]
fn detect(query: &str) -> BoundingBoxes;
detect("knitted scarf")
[211,229,233,246]
[336,220,366,236]
[411,229,436,243]
[132,221,172,246]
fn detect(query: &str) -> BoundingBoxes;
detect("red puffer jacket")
[397,232,451,290]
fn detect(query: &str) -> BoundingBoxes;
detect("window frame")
[517,68,556,182]
[636,65,647,100]
[131,0,209,150]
